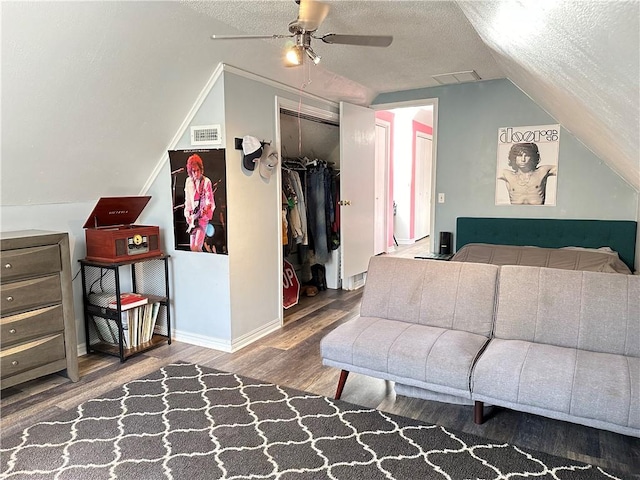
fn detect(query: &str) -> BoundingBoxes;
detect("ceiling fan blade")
[211,34,293,40]
[297,0,330,32]
[318,34,393,47]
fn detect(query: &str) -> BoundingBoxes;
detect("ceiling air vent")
[432,70,481,85]
[190,125,222,146]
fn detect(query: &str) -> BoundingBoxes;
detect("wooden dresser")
[1,230,79,389]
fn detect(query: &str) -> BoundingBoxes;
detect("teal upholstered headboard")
[455,217,637,271]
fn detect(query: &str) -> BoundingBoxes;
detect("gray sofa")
[321,256,499,405]
[473,265,639,437]
[320,256,640,438]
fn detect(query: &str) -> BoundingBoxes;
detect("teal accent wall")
[373,79,638,247]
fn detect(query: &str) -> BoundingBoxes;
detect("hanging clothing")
[281,191,289,246]
[306,166,330,264]
[283,172,304,244]
[330,170,340,250]
[323,167,335,250]
[289,170,309,246]
[282,160,339,267]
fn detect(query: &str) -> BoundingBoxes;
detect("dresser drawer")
[1,333,65,379]
[1,275,62,315]
[0,231,78,386]
[1,305,64,348]
[1,245,61,282]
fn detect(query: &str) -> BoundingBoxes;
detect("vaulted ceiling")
[2,1,638,206]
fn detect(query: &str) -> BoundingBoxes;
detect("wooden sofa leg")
[474,401,484,424]
[335,370,349,399]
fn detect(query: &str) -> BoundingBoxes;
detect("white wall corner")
[230,319,281,352]
[173,330,233,353]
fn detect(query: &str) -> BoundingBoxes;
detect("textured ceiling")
[1,1,638,207]
[191,0,505,95]
[457,0,639,192]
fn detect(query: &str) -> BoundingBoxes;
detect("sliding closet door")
[340,102,376,279]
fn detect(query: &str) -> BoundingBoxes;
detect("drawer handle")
[6,296,13,302]
[9,328,16,334]
[4,263,12,270]
[11,361,18,366]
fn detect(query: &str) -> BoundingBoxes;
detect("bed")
[452,217,637,274]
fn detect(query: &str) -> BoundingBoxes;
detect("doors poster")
[169,149,227,254]
[495,125,559,206]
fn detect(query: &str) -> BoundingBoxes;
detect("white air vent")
[432,70,481,85]
[190,125,222,146]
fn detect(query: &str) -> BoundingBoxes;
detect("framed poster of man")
[495,125,560,206]
[169,149,227,254]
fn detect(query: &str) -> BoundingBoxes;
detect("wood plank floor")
[2,239,639,476]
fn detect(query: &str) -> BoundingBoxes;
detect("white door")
[414,133,432,240]
[340,102,376,279]
[374,122,389,254]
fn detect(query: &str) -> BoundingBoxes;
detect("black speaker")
[439,232,452,255]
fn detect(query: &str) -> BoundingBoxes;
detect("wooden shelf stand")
[79,254,171,362]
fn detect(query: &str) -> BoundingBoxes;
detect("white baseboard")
[78,319,283,357]
[230,319,281,352]
[174,319,281,353]
[395,237,416,245]
[173,330,233,352]
[342,272,366,290]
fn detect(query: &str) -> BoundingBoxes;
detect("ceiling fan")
[210,0,393,67]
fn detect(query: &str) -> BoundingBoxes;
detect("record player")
[83,196,162,263]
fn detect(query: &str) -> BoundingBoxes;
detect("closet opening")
[278,101,341,323]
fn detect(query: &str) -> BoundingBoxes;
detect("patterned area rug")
[0,362,631,479]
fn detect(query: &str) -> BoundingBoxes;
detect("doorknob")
[338,200,351,206]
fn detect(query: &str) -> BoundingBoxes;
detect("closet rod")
[280,108,340,127]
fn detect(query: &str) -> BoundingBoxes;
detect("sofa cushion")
[472,339,640,432]
[321,316,489,395]
[360,257,499,337]
[495,266,640,356]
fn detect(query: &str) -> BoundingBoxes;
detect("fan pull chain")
[296,62,313,156]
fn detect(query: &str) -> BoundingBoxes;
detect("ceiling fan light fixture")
[285,45,304,66]
[211,0,393,69]
[306,47,321,65]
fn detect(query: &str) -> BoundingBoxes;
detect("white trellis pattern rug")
[0,362,631,479]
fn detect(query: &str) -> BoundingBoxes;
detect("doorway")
[277,98,435,324]
[375,120,391,254]
[373,100,437,249]
[277,98,341,323]
[277,98,382,324]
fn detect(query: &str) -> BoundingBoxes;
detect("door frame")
[414,131,433,241]
[372,98,439,253]
[375,118,392,253]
